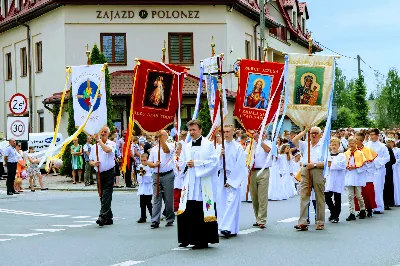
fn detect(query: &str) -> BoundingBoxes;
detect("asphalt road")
[1,189,400,266]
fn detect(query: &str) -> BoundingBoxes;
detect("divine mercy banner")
[71,64,107,135]
[133,60,186,133]
[234,59,284,133]
[285,54,335,127]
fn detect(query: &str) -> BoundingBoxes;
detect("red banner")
[133,60,186,133]
[234,59,284,133]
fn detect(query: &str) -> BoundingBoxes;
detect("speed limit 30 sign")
[7,117,29,141]
[9,93,28,115]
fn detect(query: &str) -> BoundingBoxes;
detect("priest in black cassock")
[384,138,396,210]
[177,119,220,250]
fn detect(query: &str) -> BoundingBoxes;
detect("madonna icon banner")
[285,54,335,127]
[71,64,107,135]
[234,59,284,133]
[133,60,186,133]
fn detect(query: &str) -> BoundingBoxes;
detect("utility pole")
[259,0,265,62]
[357,55,361,77]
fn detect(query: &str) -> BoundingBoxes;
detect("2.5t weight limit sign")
[9,93,28,115]
[7,117,29,141]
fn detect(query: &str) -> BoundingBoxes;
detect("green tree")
[368,92,375,100]
[60,44,113,175]
[197,100,212,136]
[332,107,355,130]
[352,75,371,127]
[333,67,347,108]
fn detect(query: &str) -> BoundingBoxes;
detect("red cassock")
[354,182,377,211]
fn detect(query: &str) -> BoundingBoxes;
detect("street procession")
[1,1,400,266]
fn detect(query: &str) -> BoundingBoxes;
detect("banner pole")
[218,53,227,185]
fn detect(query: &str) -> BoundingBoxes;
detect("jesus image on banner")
[149,76,165,106]
[144,71,173,110]
[294,67,324,106]
[244,74,272,109]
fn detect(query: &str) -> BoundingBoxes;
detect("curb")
[47,188,138,192]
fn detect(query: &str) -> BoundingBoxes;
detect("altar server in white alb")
[324,137,346,223]
[366,128,390,214]
[217,124,247,238]
[136,153,153,223]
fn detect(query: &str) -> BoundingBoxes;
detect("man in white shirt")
[83,136,94,186]
[250,132,271,229]
[148,130,175,228]
[4,138,18,195]
[90,127,116,227]
[292,127,325,231]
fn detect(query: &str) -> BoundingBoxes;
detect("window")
[5,53,12,81]
[19,0,24,10]
[4,0,9,17]
[100,33,127,65]
[293,11,297,28]
[168,33,194,65]
[38,111,44,133]
[20,47,27,77]
[302,17,306,32]
[245,40,251,59]
[35,41,42,72]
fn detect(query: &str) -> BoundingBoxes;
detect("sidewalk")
[0,174,138,192]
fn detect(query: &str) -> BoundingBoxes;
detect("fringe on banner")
[204,216,217,223]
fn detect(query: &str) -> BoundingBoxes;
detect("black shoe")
[137,217,146,223]
[367,210,373,217]
[328,215,333,221]
[150,222,159,229]
[192,244,208,250]
[90,182,95,185]
[306,219,310,225]
[221,230,231,237]
[165,222,174,227]
[179,243,189,248]
[96,218,105,227]
[356,212,360,217]
[346,214,356,221]
[332,218,339,223]
[384,206,391,210]
[85,183,90,187]
[13,191,20,194]
[359,210,366,219]
[7,192,13,195]
[252,222,259,227]
[41,188,48,191]
[373,211,383,214]
[104,219,113,225]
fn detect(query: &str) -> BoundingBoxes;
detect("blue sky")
[305,0,400,94]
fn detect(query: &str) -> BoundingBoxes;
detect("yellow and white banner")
[286,54,335,127]
[72,64,107,135]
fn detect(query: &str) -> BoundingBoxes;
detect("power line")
[360,57,386,77]
[313,41,357,60]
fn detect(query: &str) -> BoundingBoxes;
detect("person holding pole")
[90,126,116,227]
[292,126,325,231]
[148,130,175,229]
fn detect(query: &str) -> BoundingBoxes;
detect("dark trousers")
[325,191,342,219]
[6,163,17,193]
[0,162,4,177]
[140,195,152,219]
[124,161,133,187]
[99,168,115,220]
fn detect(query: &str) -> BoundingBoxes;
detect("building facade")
[0,0,320,137]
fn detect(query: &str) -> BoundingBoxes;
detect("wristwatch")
[314,163,317,168]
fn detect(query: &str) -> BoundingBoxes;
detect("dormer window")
[302,17,306,32]
[293,11,297,28]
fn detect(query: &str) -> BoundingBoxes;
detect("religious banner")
[203,56,228,127]
[133,60,186,133]
[234,59,284,133]
[71,64,107,135]
[285,54,335,127]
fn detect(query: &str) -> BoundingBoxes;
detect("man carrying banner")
[293,127,325,231]
[90,126,116,227]
[217,124,247,238]
[177,119,219,250]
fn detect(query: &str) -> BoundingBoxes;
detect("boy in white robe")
[217,125,247,238]
[137,153,153,223]
[324,137,346,223]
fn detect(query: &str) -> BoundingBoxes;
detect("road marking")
[73,221,97,223]
[238,228,262,234]
[32,229,66,233]
[50,215,70,218]
[0,239,14,242]
[277,217,299,223]
[171,247,191,251]
[110,261,144,266]
[51,224,92,228]
[0,233,43,237]
[71,216,91,219]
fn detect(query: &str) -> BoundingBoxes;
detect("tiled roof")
[283,0,295,8]
[43,71,236,104]
[237,0,283,27]
[298,2,309,19]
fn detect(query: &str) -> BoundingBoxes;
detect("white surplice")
[366,140,390,212]
[278,154,297,198]
[137,164,153,196]
[345,157,367,187]
[268,156,288,200]
[325,153,347,193]
[392,147,400,206]
[216,140,247,234]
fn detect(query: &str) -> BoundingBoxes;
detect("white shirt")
[299,140,323,165]
[253,140,271,169]
[89,140,116,173]
[4,145,18,163]
[148,143,175,173]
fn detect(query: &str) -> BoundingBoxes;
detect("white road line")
[71,216,91,219]
[32,229,66,233]
[0,239,13,242]
[277,217,299,223]
[171,247,191,251]
[73,221,97,223]
[50,215,70,218]
[51,224,92,228]
[0,233,43,237]
[238,228,263,234]
[110,261,144,266]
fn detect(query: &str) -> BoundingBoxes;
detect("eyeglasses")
[310,132,319,135]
